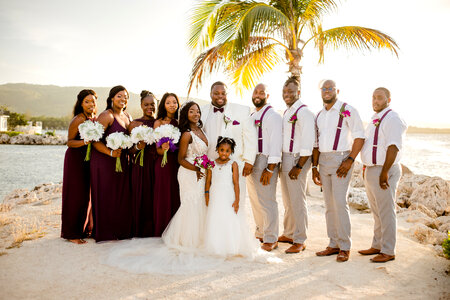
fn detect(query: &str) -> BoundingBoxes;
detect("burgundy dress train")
[131,118,156,237]
[90,118,132,242]
[153,118,181,236]
[61,132,90,239]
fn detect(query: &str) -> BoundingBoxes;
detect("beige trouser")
[319,151,353,251]
[364,164,401,256]
[247,154,279,243]
[280,153,311,244]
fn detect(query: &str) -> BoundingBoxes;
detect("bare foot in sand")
[68,239,87,244]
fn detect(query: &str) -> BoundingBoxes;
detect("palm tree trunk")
[286,48,303,84]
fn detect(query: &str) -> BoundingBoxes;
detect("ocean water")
[0,133,449,201]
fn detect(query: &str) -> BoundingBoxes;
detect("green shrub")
[443,231,450,259]
[2,131,23,137]
[45,130,55,136]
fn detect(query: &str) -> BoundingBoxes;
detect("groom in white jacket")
[201,81,257,207]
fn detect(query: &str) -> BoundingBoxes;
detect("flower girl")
[204,136,261,258]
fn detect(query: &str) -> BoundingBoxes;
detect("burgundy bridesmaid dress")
[152,118,181,236]
[131,118,156,237]
[90,118,132,242]
[61,132,90,239]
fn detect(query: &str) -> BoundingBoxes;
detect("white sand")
[0,179,449,300]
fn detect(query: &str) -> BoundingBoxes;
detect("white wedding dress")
[205,160,261,259]
[103,131,279,274]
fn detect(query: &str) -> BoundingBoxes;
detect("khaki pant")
[364,164,401,255]
[280,153,311,244]
[247,154,279,243]
[319,151,353,251]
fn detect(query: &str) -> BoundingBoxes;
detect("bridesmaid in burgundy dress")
[153,92,181,236]
[61,89,97,244]
[128,90,157,237]
[90,85,133,242]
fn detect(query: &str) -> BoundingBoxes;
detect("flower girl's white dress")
[204,160,261,259]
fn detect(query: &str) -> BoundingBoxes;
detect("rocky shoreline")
[0,133,67,145]
[1,162,449,256]
[347,162,450,254]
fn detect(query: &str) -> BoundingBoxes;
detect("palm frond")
[301,0,338,21]
[231,42,283,92]
[187,42,233,95]
[311,26,399,63]
[231,3,293,58]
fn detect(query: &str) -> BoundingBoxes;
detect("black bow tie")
[213,107,224,113]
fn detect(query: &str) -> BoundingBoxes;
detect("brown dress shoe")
[316,247,340,256]
[285,243,306,254]
[370,253,395,263]
[278,235,294,244]
[358,247,381,255]
[336,250,350,262]
[261,242,278,252]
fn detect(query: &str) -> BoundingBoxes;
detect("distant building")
[0,114,9,131]
[15,121,42,134]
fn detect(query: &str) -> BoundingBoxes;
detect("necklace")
[215,160,229,170]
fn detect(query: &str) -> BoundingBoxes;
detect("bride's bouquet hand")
[232,200,239,214]
[195,167,204,181]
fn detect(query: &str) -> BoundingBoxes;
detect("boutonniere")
[288,114,298,124]
[339,106,351,118]
[372,118,381,127]
[255,120,261,127]
[224,115,240,128]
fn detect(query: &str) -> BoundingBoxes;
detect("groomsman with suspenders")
[278,76,316,254]
[247,83,283,252]
[312,79,365,262]
[359,87,407,263]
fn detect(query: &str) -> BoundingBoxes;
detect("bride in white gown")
[104,102,279,274]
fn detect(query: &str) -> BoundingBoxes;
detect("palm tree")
[187,0,399,94]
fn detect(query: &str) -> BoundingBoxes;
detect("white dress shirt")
[203,104,226,149]
[315,100,365,152]
[361,107,407,166]
[251,104,282,164]
[282,100,315,156]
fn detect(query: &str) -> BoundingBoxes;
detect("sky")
[0,0,449,128]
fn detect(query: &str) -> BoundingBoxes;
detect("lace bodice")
[185,130,208,162]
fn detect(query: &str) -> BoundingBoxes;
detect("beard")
[322,94,336,104]
[252,97,266,108]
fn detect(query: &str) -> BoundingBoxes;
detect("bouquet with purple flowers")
[193,154,215,171]
[154,124,181,167]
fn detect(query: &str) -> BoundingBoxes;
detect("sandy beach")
[0,173,449,300]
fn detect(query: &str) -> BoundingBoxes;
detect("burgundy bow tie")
[213,107,224,113]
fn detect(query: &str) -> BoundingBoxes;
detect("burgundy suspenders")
[315,103,349,151]
[257,105,272,153]
[372,109,392,164]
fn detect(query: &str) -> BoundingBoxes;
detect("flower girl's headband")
[216,136,236,153]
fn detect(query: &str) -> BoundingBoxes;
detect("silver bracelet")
[135,144,140,151]
[312,166,318,169]
[265,168,274,174]
[110,150,113,157]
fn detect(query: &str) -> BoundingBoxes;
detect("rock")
[438,223,450,233]
[433,245,444,257]
[400,164,413,175]
[348,188,369,211]
[0,134,10,144]
[401,210,435,228]
[411,223,447,245]
[350,162,365,188]
[435,216,450,228]
[408,203,438,219]
[7,134,66,145]
[408,177,450,216]
[396,174,430,200]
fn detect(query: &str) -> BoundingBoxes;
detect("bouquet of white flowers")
[153,124,181,167]
[130,125,155,167]
[106,132,133,172]
[78,120,104,161]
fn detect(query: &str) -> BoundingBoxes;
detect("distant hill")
[0,83,208,118]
